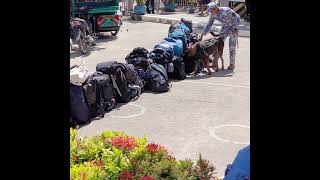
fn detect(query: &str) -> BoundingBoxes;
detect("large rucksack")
[119,63,144,89]
[83,72,116,118]
[96,61,131,103]
[163,37,184,57]
[145,63,171,92]
[149,48,174,74]
[125,47,151,70]
[168,56,186,80]
[169,29,188,50]
[180,18,193,33]
[70,84,91,124]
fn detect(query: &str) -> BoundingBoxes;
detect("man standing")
[146,0,155,14]
[200,2,240,71]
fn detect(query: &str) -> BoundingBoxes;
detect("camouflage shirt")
[203,7,240,36]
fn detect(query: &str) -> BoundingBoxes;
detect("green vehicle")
[71,0,122,36]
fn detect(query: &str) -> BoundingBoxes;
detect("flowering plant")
[70,129,220,179]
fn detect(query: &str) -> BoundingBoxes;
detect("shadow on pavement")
[70,35,117,59]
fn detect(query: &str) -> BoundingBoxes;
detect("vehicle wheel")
[111,30,119,36]
[77,32,87,54]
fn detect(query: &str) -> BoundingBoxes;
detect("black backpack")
[70,83,91,124]
[125,47,151,70]
[83,72,116,118]
[145,63,171,92]
[168,56,186,80]
[96,61,130,103]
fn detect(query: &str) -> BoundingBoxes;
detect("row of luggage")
[70,19,200,127]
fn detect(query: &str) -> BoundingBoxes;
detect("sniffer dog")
[185,32,225,75]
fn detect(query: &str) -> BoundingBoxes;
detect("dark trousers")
[145,0,155,14]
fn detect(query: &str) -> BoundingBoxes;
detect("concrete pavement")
[71,20,250,176]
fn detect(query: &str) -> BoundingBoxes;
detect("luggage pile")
[70,19,202,127]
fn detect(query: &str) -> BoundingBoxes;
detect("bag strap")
[110,75,122,97]
[151,64,168,81]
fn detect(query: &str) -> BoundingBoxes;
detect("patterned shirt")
[203,7,240,36]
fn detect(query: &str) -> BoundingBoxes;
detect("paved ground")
[71,20,250,176]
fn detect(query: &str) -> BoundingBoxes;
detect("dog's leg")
[220,56,225,70]
[204,57,212,75]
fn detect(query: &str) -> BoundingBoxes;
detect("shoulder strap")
[151,64,168,81]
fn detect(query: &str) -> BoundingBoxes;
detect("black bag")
[126,47,149,59]
[169,56,186,80]
[126,57,151,70]
[125,47,151,70]
[84,72,116,118]
[119,63,144,89]
[70,84,90,124]
[96,62,130,103]
[149,48,172,67]
[146,64,171,92]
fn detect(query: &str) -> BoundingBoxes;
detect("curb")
[129,14,250,38]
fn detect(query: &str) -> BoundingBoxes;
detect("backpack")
[168,22,190,35]
[169,29,187,50]
[145,63,171,92]
[119,63,144,89]
[224,145,250,180]
[96,61,130,103]
[149,48,174,74]
[168,56,186,80]
[83,72,116,118]
[153,42,174,60]
[180,18,193,33]
[163,37,184,57]
[126,47,149,59]
[70,84,90,124]
[126,57,152,70]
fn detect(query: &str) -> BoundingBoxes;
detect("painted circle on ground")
[110,103,146,119]
[208,124,250,145]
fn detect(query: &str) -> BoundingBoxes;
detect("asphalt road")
[70,20,250,176]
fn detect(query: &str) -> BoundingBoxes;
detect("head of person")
[207,2,219,15]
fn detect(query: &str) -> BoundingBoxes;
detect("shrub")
[70,128,220,179]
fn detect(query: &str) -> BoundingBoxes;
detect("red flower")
[146,143,166,154]
[120,171,134,180]
[111,136,137,151]
[146,143,160,154]
[138,176,157,180]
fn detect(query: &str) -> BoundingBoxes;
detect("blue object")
[164,3,176,12]
[224,145,250,180]
[178,23,190,34]
[154,41,174,59]
[163,37,184,57]
[169,29,187,51]
[134,5,147,15]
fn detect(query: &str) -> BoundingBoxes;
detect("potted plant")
[134,0,147,15]
[186,0,197,14]
[163,0,177,12]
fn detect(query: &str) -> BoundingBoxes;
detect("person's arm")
[200,16,215,40]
